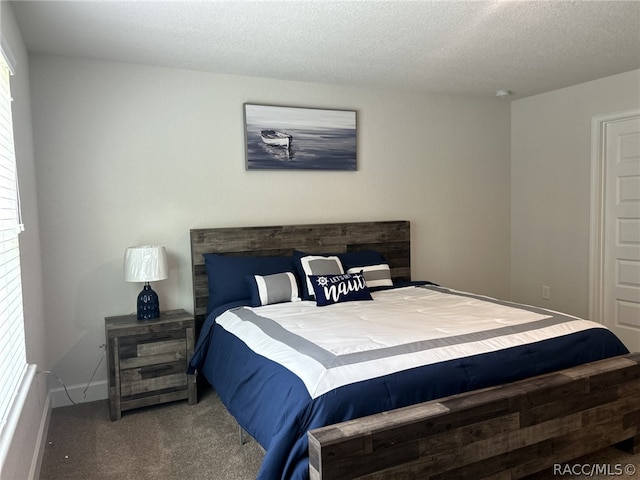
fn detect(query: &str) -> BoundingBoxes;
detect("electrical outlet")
[542,285,551,300]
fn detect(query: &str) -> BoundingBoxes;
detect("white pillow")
[347,263,393,288]
[248,272,300,306]
[300,255,344,298]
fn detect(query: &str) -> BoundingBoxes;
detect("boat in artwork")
[261,129,292,148]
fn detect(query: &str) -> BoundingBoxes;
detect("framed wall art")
[244,104,357,171]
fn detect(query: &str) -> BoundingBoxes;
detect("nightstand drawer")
[119,331,187,368]
[121,362,188,398]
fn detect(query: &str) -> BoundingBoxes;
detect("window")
[0,47,27,442]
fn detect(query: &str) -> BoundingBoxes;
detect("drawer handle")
[138,335,173,344]
[139,364,174,375]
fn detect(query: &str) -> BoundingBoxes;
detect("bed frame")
[189,220,640,480]
[308,353,640,479]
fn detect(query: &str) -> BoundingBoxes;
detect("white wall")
[1,3,49,479]
[28,55,511,399]
[511,69,640,318]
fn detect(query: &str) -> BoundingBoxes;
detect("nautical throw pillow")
[247,272,300,307]
[308,272,373,306]
[347,264,393,289]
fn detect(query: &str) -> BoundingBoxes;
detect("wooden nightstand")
[105,309,197,421]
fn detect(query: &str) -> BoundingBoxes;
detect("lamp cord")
[38,345,106,405]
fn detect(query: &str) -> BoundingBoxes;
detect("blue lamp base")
[137,283,160,320]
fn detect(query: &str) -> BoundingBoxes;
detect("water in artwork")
[246,126,357,170]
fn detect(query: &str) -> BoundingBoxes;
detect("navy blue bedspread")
[189,294,629,480]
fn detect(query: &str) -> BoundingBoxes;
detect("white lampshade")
[124,246,168,283]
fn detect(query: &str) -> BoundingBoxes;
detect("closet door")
[602,114,640,351]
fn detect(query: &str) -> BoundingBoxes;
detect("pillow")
[308,272,373,306]
[246,272,300,307]
[296,254,344,300]
[294,250,385,299]
[347,264,393,289]
[338,250,387,270]
[204,254,296,313]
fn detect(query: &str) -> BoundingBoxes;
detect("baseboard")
[50,379,108,408]
[28,388,51,480]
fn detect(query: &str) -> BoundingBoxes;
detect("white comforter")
[215,286,603,398]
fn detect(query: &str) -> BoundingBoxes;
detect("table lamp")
[124,245,168,320]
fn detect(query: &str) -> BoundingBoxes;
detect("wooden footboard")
[308,353,640,480]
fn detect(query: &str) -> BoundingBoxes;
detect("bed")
[188,221,639,480]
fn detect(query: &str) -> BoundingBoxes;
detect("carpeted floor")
[39,387,640,480]
[39,388,263,480]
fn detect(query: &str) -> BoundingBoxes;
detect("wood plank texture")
[105,309,197,420]
[308,353,640,480]
[190,221,411,323]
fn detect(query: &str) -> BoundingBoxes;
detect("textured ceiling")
[9,0,640,99]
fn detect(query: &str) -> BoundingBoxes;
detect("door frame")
[589,108,640,324]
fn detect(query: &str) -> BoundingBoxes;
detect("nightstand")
[105,309,197,421]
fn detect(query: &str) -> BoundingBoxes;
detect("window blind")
[0,49,27,438]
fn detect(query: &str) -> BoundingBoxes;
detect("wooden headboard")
[190,220,410,324]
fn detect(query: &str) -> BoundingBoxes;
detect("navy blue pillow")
[204,254,296,313]
[338,250,387,270]
[308,272,373,307]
